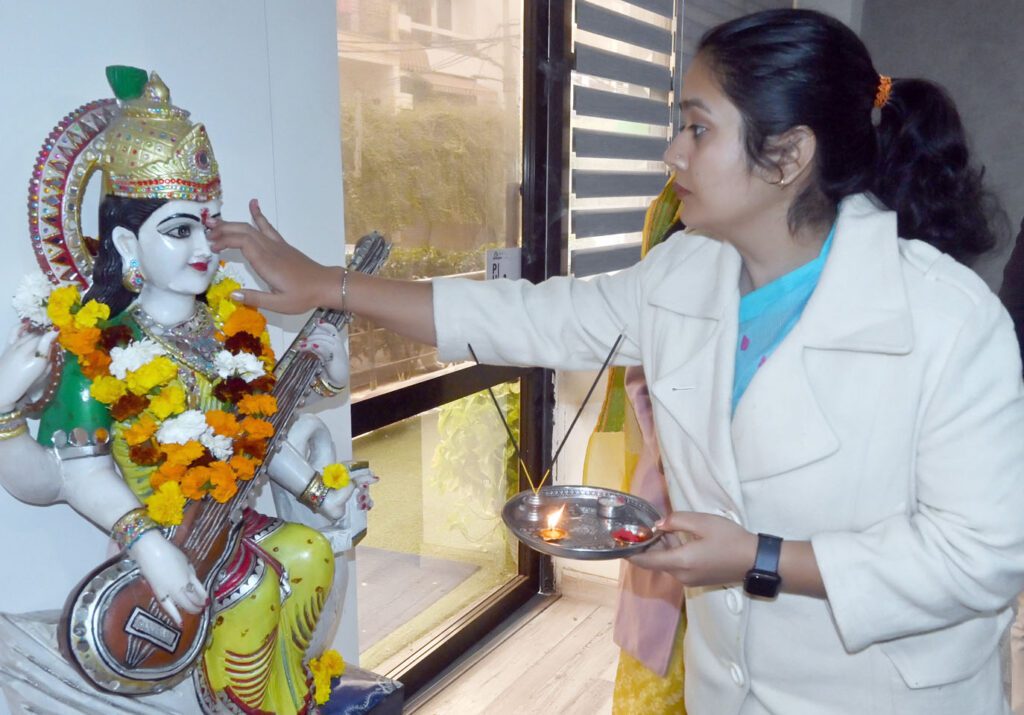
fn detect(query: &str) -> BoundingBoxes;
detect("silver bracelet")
[340,268,350,313]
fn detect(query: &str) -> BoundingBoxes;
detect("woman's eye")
[689,124,707,139]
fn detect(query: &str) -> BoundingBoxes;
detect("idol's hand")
[300,321,349,391]
[627,512,757,587]
[354,469,378,512]
[129,530,208,626]
[0,328,57,411]
[207,199,341,314]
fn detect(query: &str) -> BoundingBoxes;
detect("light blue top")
[732,224,836,413]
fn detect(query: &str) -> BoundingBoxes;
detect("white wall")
[0,0,357,665]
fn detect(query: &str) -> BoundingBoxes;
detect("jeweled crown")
[98,67,221,202]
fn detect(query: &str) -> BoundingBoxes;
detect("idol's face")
[133,199,222,296]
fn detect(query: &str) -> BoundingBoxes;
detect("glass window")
[354,382,521,670]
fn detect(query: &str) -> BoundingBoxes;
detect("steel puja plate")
[502,485,664,560]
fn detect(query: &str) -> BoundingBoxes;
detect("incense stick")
[533,333,624,492]
[469,332,624,495]
[467,344,537,492]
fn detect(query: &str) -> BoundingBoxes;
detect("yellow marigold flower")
[181,466,212,500]
[237,394,278,417]
[46,286,79,328]
[322,463,350,490]
[149,384,186,419]
[206,409,241,437]
[126,356,178,395]
[90,375,128,404]
[73,299,110,329]
[146,481,186,526]
[223,306,267,338]
[206,277,241,311]
[240,417,274,440]
[123,414,159,446]
[162,440,206,466]
[59,326,101,357]
[229,455,258,481]
[209,462,238,503]
[309,650,345,705]
[216,299,237,326]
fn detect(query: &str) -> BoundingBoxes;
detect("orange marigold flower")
[237,394,278,417]
[223,306,267,338]
[229,455,259,481]
[205,410,241,437]
[80,350,113,379]
[128,439,161,466]
[150,462,187,490]
[240,417,274,440]
[251,374,276,392]
[111,393,150,421]
[59,326,101,357]
[123,414,159,446]
[209,462,238,503]
[181,466,213,500]
[162,440,206,467]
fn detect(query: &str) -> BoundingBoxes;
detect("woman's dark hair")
[84,196,168,315]
[697,8,1001,264]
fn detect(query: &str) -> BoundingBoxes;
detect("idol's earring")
[122,258,145,293]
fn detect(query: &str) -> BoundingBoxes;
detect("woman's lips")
[673,183,691,199]
[189,261,209,272]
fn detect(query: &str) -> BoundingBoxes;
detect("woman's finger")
[249,199,285,243]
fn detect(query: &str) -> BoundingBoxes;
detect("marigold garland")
[48,271,279,526]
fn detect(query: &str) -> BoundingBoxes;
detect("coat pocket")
[880,609,1010,688]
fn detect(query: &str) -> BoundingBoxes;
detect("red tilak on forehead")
[201,208,211,228]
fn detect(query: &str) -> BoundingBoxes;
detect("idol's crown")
[98,67,221,202]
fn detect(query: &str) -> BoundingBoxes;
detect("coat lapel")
[731,194,915,482]
[646,236,745,506]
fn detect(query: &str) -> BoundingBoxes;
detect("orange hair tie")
[874,74,893,109]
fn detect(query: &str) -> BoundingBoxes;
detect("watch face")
[744,569,781,598]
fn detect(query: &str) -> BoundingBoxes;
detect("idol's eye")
[161,223,194,240]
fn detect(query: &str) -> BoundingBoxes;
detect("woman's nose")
[663,135,687,172]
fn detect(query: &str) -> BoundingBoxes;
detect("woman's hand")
[129,530,208,626]
[0,329,57,411]
[627,512,757,587]
[299,321,349,391]
[207,199,342,314]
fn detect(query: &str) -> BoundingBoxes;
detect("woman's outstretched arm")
[207,199,436,345]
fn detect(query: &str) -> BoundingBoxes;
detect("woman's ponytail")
[873,78,1002,265]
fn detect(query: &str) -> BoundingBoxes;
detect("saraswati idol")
[0,66,385,714]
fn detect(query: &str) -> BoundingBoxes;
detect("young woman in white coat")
[210,9,1024,714]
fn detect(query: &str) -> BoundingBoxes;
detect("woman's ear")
[762,126,817,188]
[111,226,140,268]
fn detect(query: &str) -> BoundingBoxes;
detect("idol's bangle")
[0,408,24,425]
[0,420,28,441]
[111,507,160,551]
[312,374,345,398]
[339,268,350,313]
[298,471,330,511]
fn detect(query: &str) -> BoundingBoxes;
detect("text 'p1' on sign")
[485,248,522,280]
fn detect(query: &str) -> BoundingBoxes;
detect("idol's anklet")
[111,507,160,550]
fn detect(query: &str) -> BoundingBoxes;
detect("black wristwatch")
[743,533,783,599]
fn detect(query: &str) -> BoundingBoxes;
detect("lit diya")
[537,504,567,541]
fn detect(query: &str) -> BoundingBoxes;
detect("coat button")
[730,662,746,687]
[725,588,743,614]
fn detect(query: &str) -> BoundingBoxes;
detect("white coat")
[433,194,1024,714]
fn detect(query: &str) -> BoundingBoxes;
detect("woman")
[0,71,365,714]
[212,10,1024,714]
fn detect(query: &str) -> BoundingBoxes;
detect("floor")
[409,596,620,715]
